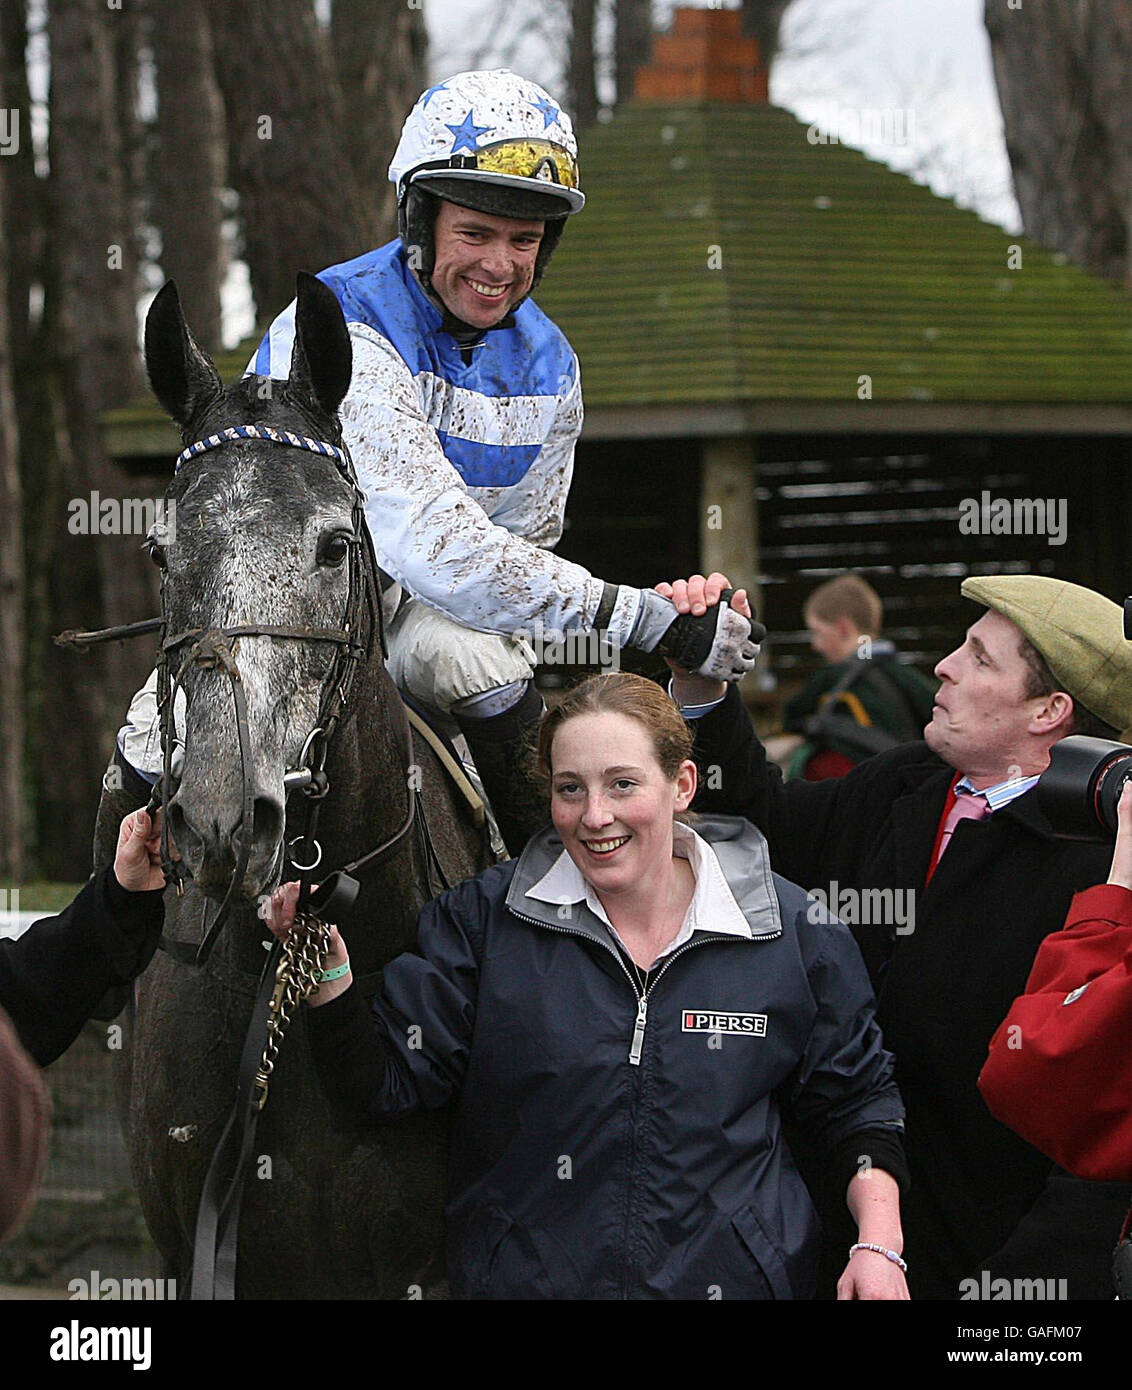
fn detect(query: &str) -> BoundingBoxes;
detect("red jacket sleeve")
[978,883,1132,1181]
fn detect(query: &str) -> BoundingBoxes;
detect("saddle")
[397,692,489,836]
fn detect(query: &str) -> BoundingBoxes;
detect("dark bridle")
[150,423,377,962]
[58,423,438,962]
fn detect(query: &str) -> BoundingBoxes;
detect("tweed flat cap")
[961,575,1132,741]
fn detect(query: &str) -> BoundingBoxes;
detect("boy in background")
[772,575,937,780]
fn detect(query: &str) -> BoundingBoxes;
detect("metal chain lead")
[254,913,333,1110]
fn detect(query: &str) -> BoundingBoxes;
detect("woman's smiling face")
[549,711,696,898]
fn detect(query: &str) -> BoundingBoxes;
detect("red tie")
[938,789,988,859]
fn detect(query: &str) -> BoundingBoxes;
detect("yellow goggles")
[443,139,580,191]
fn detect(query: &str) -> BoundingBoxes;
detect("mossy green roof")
[104,100,1131,459]
[536,102,1131,407]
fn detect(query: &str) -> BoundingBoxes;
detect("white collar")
[524,821,753,963]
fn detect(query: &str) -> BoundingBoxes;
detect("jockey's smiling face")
[430,200,544,328]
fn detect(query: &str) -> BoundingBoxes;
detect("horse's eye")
[318,532,352,568]
[145,540,167,570]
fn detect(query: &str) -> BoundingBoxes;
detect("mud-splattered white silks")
[115,71,637,773]
[249,242,642,648]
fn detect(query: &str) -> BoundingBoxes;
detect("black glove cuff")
[656,588,735,669]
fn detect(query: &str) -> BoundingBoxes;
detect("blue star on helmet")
[530,96,562,130]
[419,81,450,107]
[446,110,495,154]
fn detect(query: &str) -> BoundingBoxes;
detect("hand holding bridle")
[263,881,353,1006]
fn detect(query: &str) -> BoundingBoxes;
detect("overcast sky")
[425,0,1018,230]
[209,0,1017,345]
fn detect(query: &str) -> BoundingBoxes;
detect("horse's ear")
[144,280,223,431]
[287,272,352,419]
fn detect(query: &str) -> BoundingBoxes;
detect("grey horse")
[92,274,490,1297]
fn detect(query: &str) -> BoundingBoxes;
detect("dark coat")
[0,868,164,1066]
[307,817,905,1300]
[688,684,1132,1299]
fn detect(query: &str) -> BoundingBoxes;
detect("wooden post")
[700,436,760,617]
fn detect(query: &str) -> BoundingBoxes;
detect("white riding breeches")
[384,598,537,713]
[117,668,186,782]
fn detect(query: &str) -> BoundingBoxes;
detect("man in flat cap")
[659,571,1132,1300]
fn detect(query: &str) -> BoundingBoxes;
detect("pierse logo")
[681,1010,767,1036]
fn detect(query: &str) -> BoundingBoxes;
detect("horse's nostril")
[165,801,201,860]
[251,796,284,850]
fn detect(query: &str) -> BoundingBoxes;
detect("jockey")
[115,69,757,855]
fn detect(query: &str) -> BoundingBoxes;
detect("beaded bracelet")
[318,960,351,984]
[849,1242,907,1272]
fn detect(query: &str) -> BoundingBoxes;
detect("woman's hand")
[654,572,752,706]
[113,808,174,892]
[839,1166,909,1300]
[263,880,352,1007]
[1107,781,1132,890]
[836,1247,911,1301]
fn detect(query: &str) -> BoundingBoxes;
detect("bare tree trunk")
[0,32,24,880]
[332,0,426,245]
[44,0,156,879]
[49,0,139,409]
[1,0,35,381]
[740,0,794,67]
[114,0,147,301]
[985,0,1131,287]
[150,0,225,351]
[205,0,375,320]
[3,0,54,879]
[567,0,598,130]
[614,0,651,106]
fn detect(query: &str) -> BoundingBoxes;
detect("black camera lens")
[1039,736,1132,840]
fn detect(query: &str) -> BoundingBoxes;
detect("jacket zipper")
[628,934,751,1063]
[508,904,779,1300]
[507,907,645,1048]
[507,904,772,1064]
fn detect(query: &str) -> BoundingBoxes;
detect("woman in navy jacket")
[268,673,910,1299]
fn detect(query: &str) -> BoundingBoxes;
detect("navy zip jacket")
[306,816,905,1299]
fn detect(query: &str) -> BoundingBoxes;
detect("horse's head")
[144,273,363,902]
